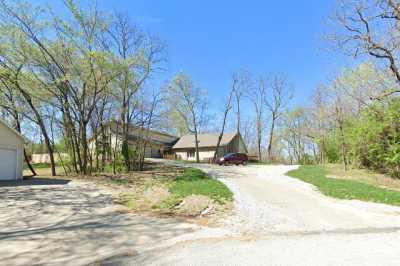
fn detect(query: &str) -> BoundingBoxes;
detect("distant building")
[91,122,248,161]
[31,153,69,164]
[172,133,248,161]
[91,121,179,159]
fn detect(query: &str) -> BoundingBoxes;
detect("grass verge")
[159,168,233,208]
[24,163,54,170]
[287,165,400,206]
[116,166,233,216]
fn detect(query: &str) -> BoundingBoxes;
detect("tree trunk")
[23,149,36,176]
[80,119,89,175]
[62,103,79,173]
[121,69,131,172]
[95,136,99,172]
[338,123,348,171]
[256,118,262,161]
[257,131,262,162]
[15,119,36,176]
[100,123,106,171]
[112,123,120,175]
[11,101,36,176]
[194,132,200,163]
[18,87,56,176]
[121,118,131,171]
[267,117,276,162]
[336,104,348,171]
[236,93,241,134]
[213,107,231,162]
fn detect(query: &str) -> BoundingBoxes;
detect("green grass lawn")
[170,168,233,202]
[287,165,400,206]
[118,166,233,212]
[158,167,233,209]
[23,163,54,170]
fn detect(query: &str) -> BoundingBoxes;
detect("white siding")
[198,150,215,160]
[175,151,187,160]
[0,122,24,180]
[0,149,16,180]
[172,133,248,162]
[175,150,216,161]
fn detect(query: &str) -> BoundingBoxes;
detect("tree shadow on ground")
[0,177,71,187]
[0,181,196,266]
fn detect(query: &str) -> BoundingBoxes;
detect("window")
[187,150,195,158]
[224,153,234,159]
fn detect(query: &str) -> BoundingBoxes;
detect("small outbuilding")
[0,120,24,180]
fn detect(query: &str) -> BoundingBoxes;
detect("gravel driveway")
[129,162,400,266]
[197,164,400,234]
[0,178,198,266]
[3,164,400,266]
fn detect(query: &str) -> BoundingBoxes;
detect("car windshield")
[224,153,235,158]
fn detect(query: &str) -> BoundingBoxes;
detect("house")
[31,153,69,164]
[93,121,179,159]
[0,120,24,180]
[172,132,248,161]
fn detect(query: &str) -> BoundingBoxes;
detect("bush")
[347,99,400,177]
[323,98,400,178]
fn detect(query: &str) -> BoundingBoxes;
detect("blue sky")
[98,0,350,107]
[35,0,351,110]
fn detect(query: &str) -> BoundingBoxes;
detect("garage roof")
[172,133,237,149]
[0,119,25,140]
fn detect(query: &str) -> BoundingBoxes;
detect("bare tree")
[107,12,164,171]
[334,95,349,171]
[232,70,252,134]
[213,78,235,162]
[167,73,208,163]
[281,108,310,164]
[133,90,162,170]
[266,74,293,161]
[331,0,400,98]
[246,76,266,161]
[310,86,330,164]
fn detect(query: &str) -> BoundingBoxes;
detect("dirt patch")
[51,162,232,223]
[175,195,213,217]
[143,187,171,206]
[119,186,171,211]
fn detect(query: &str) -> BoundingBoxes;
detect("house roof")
[126,134,178,147]
[108,121,179,147]
[172,133,237,149]
[0,119,25,141]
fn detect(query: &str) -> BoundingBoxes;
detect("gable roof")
[108,121,179,146]
[172,133,237,149]
[0,119,24,141]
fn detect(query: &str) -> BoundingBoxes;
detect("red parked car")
[218,153,248,166]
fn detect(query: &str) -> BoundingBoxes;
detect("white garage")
[0,120,24,180]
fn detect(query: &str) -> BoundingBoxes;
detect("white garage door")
[0,148,17,180]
